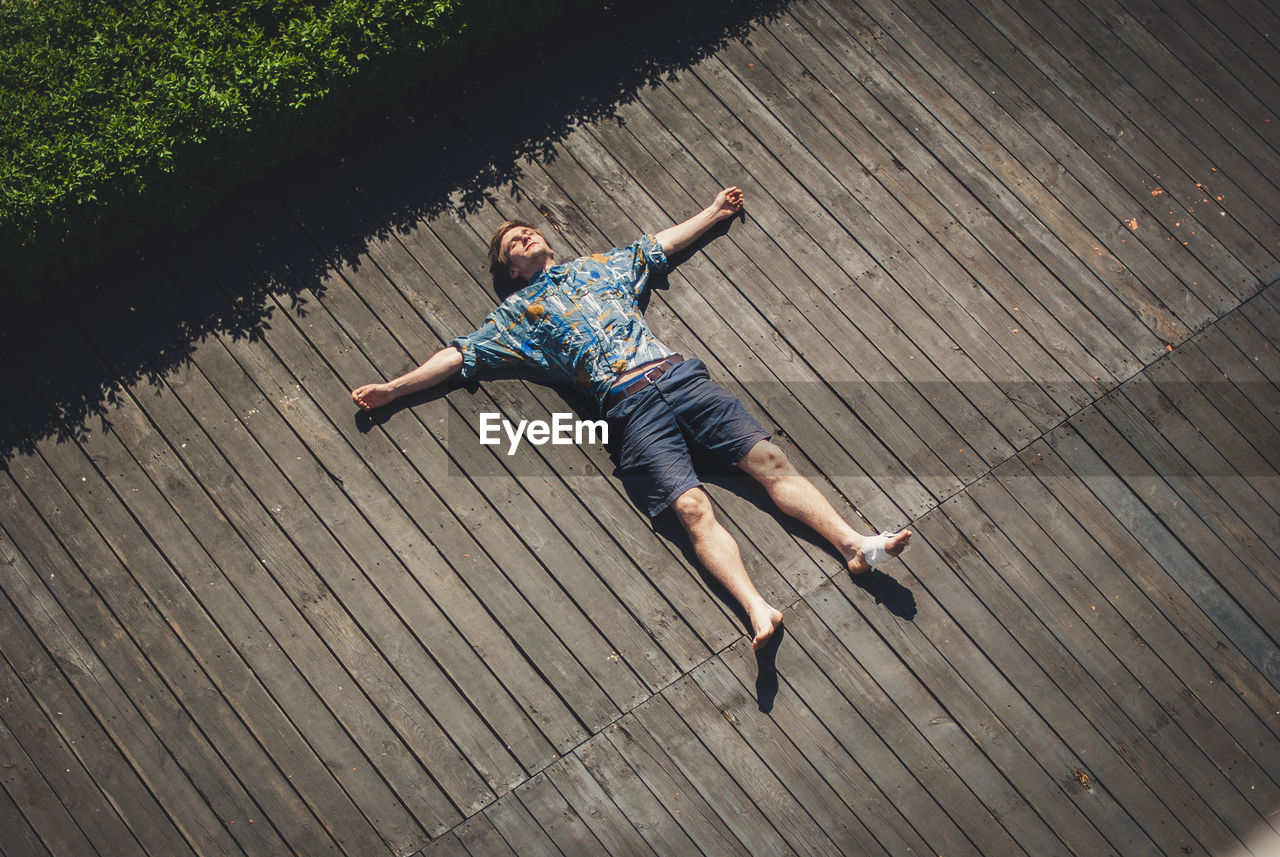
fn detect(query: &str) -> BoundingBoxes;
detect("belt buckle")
[641,360,669,385]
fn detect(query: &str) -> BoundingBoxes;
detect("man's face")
[502,225,553,279]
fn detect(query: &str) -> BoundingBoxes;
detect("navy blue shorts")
[605,358,769,517]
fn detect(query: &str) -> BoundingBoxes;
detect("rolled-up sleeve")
[622,234,670,298]
[450,315,527,378]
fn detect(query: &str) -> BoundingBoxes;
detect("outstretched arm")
[351,345,464,410]
[653,186,744,256]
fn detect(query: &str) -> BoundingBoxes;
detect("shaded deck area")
[2,0,1279,854]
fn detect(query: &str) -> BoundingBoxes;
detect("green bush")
[0,0,473,296]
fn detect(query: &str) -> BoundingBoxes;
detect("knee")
[672,487,715,533]
[743,441,796,482]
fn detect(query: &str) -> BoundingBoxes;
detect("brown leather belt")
[605,354,684,411]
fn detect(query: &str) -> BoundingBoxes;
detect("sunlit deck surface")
[2,0,1279,854]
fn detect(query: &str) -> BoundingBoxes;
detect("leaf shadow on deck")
[0,0,790,469]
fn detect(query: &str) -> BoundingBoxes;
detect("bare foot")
[351,383,396,411]
[846,529,912,574]
[751,605,785,651]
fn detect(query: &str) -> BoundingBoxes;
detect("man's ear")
[508,266,521,281]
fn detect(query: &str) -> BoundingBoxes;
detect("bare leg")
[672,486,784,650]
[737,440,911,573]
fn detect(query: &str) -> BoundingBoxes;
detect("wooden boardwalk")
[2,0,1279,854]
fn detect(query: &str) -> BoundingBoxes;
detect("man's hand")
[655,185,746,256]
[349,346,465,413]
[712,186,745,221]
[351,383,397,411]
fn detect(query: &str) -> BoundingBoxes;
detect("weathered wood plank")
[908,508,1219,856]
[571,729,707,857]
[974,458,1280,806]
[602,710,756,857]
[739,601,1018,857]
[627,694,799,856]
[898,0,1243,324]
[69,327,427,853]
[1070,398,1280,655]
[1119,0,1280,153]
[1017,438,1280,725]
[1076,0,1280,206]
[455,812,521,857]
[914,0,1265,300]
[412,829,464,857]
[1218,310,1280,413]
[672,10,1033,461]
[1125,364,1280,549]
[178,261,532,809]
[934,488,1269,851]
[515,771,614,857]
[1247,286,1280,367]
[47,321,416,856]
[721,619,995,857]
[97,289,468,834]
[482,788,566,857]
[1194,0,1280,93]
[542,753,660,857]
[699,644,923,856]
[0,461,289,856]
[1168,335,1280,480]
[0,757,55,857]
[1009,0,1280,270]
[734,16,1084,427]
[1188,324,1280,445]
[785,0,1142,390]
[804,577,1105,856]
[639,687,838,857]
[0,589,139,857]
[808,0,1186,355]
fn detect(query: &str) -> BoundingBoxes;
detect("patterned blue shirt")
[451,235,675,410]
